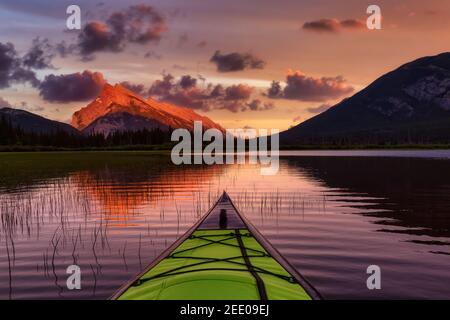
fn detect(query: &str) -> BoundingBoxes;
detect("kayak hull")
[111,192,321,300]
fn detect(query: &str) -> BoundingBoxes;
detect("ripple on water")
[0,153,450,299]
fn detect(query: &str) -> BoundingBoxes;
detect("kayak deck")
[113,192,319,300]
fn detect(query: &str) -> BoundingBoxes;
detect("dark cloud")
[307,103,332,114]
[22,38,55,69]
[267,71,354,102]
[148,74,270,113]
[0,42,40,89]
[74,5,167,59]
[303,18,365,33]
[217,101,244,113]
[224,84,253,100]
[216,99,274,113]
[78,22,123,57]
[0,43,18,87]
[149,73,209,110]
[303,19,341,33]
[114,5,166,43]
[179,75,197,89]
[340,19,366,29]
[120,81,146,96]
[55,41,72,58]
[10,68,40,87]
[245,99,275,112]
[247,99,264,111]
[216,84,256,113]
[39,70,106,102]
[267,81,283,99]
[209,84,224,98]
[148,73,175,97]
[163,88,210,110]
[210,51,266,72]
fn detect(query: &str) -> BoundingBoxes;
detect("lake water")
[0,151,449,299]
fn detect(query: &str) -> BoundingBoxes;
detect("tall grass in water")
[0,176,227,298]
[233,190,328,218]
[0,167,329,299]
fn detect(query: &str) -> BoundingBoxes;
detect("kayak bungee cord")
[111,192,321,300]
[130,230,295,291]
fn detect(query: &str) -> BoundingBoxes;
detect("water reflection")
[71,167,224,218]
[0,152,449,299]
[286,156,450,237]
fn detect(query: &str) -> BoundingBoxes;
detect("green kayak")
[111,192,321,300]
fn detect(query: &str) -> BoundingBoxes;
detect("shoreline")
[1,144,450,153]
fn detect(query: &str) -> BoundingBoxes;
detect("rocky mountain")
[0,107,79,135]
[83,112,169,136]
[281,53,450,145]
[72,83,223,135]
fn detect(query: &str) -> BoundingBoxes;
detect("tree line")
[0,116,172,148]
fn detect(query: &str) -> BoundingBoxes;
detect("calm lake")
[0,150,449,299]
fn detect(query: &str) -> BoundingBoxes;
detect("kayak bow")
[111,192,321,300]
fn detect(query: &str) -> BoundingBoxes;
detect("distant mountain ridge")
[3,53,450,145]
[281,52,450,145]
[1,83,224,139]
[0,107,79,135]
[0,84,224,139]
[72,83,223,135]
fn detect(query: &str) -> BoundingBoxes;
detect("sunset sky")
[1,0,450,131]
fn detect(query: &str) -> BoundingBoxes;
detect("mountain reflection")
[285,156,450,237]
[71,164,224,217]
[1,152,450,299]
